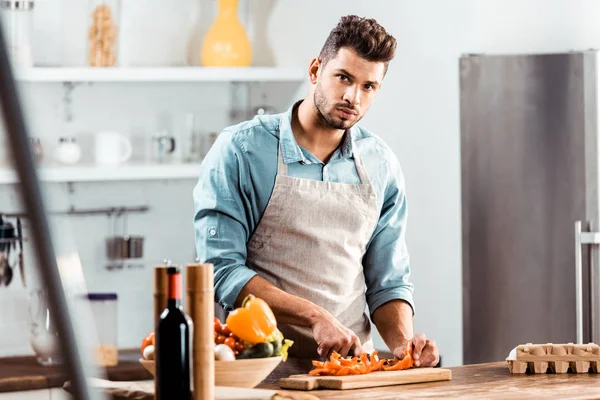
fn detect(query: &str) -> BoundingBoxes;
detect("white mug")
[94,131,132,165]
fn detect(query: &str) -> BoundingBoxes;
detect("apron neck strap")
[277,141,288,176]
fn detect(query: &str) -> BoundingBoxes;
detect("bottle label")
[168,273,182,300]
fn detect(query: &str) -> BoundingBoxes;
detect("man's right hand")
[311,310,362,358]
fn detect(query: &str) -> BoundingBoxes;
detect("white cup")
[94,131,132,165]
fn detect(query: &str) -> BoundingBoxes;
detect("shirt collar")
[278,100,356,164]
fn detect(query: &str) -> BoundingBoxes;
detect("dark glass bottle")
[155,266,194,400]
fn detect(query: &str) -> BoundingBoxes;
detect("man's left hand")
[393,332,439,368]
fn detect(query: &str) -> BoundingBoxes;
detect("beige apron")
[246,126,379,371]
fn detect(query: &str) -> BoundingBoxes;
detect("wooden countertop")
[0,349,152,393]
[257,361,600,399]
[60,360,600,399]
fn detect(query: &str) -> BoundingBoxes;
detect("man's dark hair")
[319,15,397,73]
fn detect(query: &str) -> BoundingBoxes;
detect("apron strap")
[352,141,371,185]
[277,141,288,176]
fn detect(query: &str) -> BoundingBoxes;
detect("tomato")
[224,337,236,350]
[214,317,223,333]
[221,325,232,337]
[216,335,226,344]
[141,331,154,355]
[235,341,245,352]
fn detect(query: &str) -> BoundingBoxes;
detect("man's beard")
[314,82,359,130]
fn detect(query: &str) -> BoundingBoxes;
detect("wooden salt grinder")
[153,265,169,328]
[186,263,215,400]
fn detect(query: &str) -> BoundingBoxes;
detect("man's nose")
[343,85,360,106]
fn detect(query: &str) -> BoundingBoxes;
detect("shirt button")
[209,229,216,236]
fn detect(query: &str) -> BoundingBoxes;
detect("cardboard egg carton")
[506,343,600,374]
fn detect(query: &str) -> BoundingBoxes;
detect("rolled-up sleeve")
[363,151,415,318]
[193,131,257,311]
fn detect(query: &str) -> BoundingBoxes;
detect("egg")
[143,344,155,360]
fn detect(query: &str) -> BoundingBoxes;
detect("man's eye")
[364,84,373,90]
[338,74,349,82]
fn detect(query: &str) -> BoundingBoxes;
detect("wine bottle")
[155,265,194,400]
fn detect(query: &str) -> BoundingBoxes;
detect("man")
[193,15,439,372]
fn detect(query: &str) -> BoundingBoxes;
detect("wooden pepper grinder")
[186,261,215,400]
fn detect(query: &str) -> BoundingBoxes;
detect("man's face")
[313,47,386,130]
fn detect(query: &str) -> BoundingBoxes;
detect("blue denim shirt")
[193,101,415,318]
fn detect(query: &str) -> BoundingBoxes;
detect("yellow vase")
[201,0,252,67]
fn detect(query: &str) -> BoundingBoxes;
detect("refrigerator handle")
[575,221,600,344]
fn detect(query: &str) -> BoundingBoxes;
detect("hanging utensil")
[17,217,24,287]
[0,253,8,287]
[2,220,14,286]
[0,213,5,253]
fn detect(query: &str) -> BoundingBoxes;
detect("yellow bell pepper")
[226,294,277,344]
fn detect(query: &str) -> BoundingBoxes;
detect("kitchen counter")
[257,361,600,399]
[0,349,151,393]
[64,361,600,399]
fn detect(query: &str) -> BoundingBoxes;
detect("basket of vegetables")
[140,295,293,388]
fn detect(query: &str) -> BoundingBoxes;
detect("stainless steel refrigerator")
[460,50,600,364]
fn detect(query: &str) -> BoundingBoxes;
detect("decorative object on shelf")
[152,134,176,164]
[201,0,252,67]
[185,0,212,66]
[94,131,132,165]
[248,0,277,67]
[29,137,43,163]
[182,113,203,163]
[0,0,34,69]
[53,136,82,165]
[87,0,120,67]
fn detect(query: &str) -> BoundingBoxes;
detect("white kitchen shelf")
[0,164,202,184]
[15,67,306,83]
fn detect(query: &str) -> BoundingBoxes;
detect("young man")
[193,15,439,372]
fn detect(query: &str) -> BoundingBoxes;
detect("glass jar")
[28,289,62,366]
[85,293,119,366]
[86,0,120,67]
[0,0,34,69]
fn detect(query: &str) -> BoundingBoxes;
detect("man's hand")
[311,310,363,358]
[393,332,439,368]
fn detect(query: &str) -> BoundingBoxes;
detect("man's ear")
[308,57,320,84]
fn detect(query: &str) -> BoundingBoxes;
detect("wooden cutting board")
[278,367,452,390]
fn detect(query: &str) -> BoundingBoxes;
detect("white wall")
[2,0,600,366]
[266,0,600,367]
